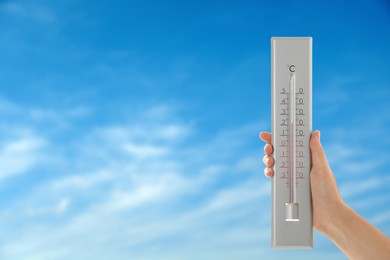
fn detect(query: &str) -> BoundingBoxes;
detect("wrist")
[320,199,351,237]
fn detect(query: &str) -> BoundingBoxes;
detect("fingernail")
[265,157,269,164]
[317,130,321,140]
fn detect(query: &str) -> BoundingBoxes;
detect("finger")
[264,167,274,178]
[259,132,272,144]
[310,130,330,170]
[263,155,275,168]
[264,143,273,155]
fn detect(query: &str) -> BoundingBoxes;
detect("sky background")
[0,0,389,259]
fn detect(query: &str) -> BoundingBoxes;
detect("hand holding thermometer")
[271,37,313,248]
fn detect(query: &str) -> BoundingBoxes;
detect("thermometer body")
[271,37,313,248]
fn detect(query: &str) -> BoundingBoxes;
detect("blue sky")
[0,0,389,259]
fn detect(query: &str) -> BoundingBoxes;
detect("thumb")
[310,130,329,170]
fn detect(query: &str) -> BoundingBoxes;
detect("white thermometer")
[271,37,313,248]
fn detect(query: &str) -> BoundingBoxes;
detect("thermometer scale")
[271,37,313,248]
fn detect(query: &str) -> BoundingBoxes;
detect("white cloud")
[2,99,386,259]
[0,104,268,259]
[234,156,260,172]
[123,143,170,158]
[28,106,92,121]
[351,194,390,211]
[49,170,113,191]
[370,210,390,226]
[0,96,20,113]
[199,181,268,215]
[26,197,71,217]
[2,176,269,260]
[339,177,382,199]
[0,136,46,179]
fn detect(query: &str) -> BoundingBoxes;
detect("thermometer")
[271,37,313,248]
[286,73,298,221]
